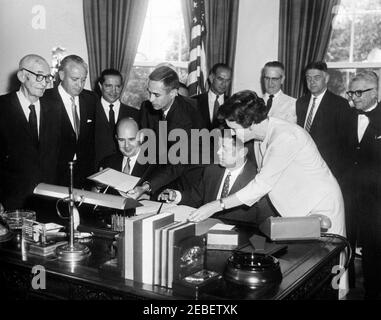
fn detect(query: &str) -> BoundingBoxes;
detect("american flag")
[187,0,207,96]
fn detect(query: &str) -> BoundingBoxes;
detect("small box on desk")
[206,224,238,250]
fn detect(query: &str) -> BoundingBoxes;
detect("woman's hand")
[188,201,221,222]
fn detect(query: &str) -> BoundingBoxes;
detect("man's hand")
[158,189,177,203]
[188,201,221,222]
[127,185,150,200]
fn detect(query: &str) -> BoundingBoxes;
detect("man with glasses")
[262,61,296,123]
[44,55,97,189]
[0,54,60,209]
[341,71,381,299]
[296,61,351,181]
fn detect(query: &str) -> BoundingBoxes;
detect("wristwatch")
[142,181,152,193]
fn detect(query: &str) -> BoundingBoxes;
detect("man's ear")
[281,75,285,85]
[98,82,102,91]
[137,130,144,144]
[324,72,330,84]
[58,70,65,81]
[17,70,26,83]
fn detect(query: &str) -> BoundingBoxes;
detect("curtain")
[205,0,239,79]
[180,0,193,47]
[278,0,340,98]
[83,0,149,97]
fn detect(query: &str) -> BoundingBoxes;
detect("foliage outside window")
[326,0,381,98]
[121,0,189,108]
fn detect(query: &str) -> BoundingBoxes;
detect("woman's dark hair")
[217,90,269,128]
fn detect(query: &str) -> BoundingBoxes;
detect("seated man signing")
[158,133,273,227]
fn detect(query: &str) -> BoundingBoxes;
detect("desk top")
[0,227,345,300]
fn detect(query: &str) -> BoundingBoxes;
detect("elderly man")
[262,61,296,123]
[44,55,97,189]
[95,68,140,167]
[0,54,60,209]
[193,63,232,130]
[341,71,381,299]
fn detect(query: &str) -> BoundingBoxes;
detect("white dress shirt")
[236,117,345,236]
[101,97,121,121]
[122,150,140,174]
[208,90,225,122]
[263,90,297,123]
[216,161,246,199]
[58,84,80,129]
[303,89,327,128]
[358,103,377,142]
[16,90,41,136]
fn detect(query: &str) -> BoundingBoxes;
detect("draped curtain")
[83,0,149,100]
[278,0,340,98]
[181,0,239,95]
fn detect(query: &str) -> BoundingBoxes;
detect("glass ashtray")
[0,210,36,230]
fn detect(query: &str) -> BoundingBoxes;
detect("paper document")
[88,168,140,192]
[136,200,195,221]
[210,223,235,231]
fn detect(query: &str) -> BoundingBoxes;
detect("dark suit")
[98,151,154,182]
[139,95,205,195]
[0,91,60,209]
[95,100,140,167]
[340,104,381,297]
[44,87,97,189]
[179,159,272,226]
[296,90,350,180]
[192,92,227,130]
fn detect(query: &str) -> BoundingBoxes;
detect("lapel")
[361,105,381,144]
[208,165,225,200]
[78,93,88,139]
[310,91,330,132]
[199,93,211,127]
[298,95,310,125]
[53,87,76,136]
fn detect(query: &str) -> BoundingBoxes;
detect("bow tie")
[357,110,370,116]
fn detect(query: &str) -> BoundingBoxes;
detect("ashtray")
[0,210,36,230]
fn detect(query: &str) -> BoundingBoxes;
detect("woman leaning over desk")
[188,90,345,237]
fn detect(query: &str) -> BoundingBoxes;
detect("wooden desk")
[0,230,345,300]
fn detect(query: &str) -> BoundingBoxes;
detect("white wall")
[0,0,90,94]
[233,0,279,95]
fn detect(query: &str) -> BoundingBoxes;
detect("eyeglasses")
[22,68,54,83]
[263,76,282,82]
[346,88,374,98]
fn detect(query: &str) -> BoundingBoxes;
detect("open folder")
[87,168,141,193]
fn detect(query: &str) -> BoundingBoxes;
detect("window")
[326,0,381,97]
[121,0,189,108]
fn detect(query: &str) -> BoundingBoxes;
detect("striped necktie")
[305,97,317,132]
[70,96,80,139]
[28,104,38,145]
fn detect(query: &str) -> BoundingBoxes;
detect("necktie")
[123,157,131,174]
[28,104,38,145]
[212,95,220,122]
[267,94,274,109]
[70,96,80,139]
[220,172,231,198]
[357,109,369,116]
[161,112,166,121]
[305,97,317,132]
[109,104,115,133]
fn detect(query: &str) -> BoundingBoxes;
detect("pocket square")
[87,119,93,123]
[376,135,381,140]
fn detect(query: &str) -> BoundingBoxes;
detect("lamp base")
[56,242,91,262]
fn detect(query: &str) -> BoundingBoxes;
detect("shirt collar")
[265,90,282,100]
[58,83,79,104]
[101,97,120,108]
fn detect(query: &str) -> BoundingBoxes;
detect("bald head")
[17,54,51,103]
[115,118,142,158]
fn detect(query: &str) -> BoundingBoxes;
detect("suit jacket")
[44,87,97,189]
[139,95,205,194]
[340,104,381,240]
[98,151,154,182]
[296,90,350,180]
[192,92,227,130]
[179,159,271,226]
[236,117,345,236]
[95,100,140,167]
[0,91,60,209]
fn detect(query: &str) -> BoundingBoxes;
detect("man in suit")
[158,134,272,226]
[189,90,345,238]
[44,55,97,189]
[130,66,204,199]
[192,63,232,130]
[0,54,60,209]
[262,61,296,123]
[95,68,140,167]
[341,71,381,299]
[98,117,153,181]
[296,61,350,180]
